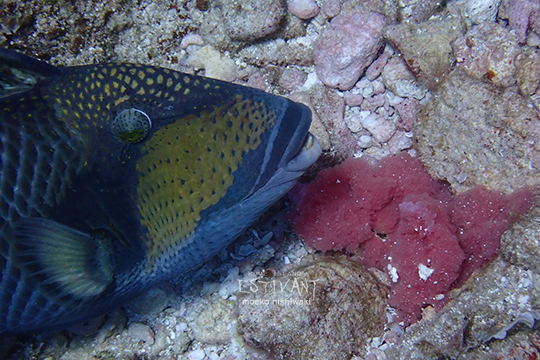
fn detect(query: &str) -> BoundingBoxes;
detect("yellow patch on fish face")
[135,95,276,266]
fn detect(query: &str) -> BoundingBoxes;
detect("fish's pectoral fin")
[11,218,113,301]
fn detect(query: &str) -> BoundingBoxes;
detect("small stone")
[376,106,389,117]
[344,107,367,133]
[207,351,221,360]
[453,22,521,88]
[340,0,398,21]
[365,51,389,81]
[398,0,444,22]
[372,79,385,94]
[381,57,428,100]
[527,31,540,47]
[454,173,468,184]
[515,47,540,96]
[394,97,420,131]
[356,78,374,98]
[314,11,387,90]
[508,0,540,43]
[218,267,240,299]
[199,0,286,50]
[171,330,191,354]
[186,349,206,360]
[279,67,308,91]
[225,0,286,42]
[185,296,233,344]
[387,130,414,154]
[321,0,341,18]
[94,308,127,344]
[360,113,395,143]
[180,33,205,49]
[128,322,155,345]
[361,94,386,112]
[385,91,404,106]
[186,45,237,82]
[343,92,364,107]
[247,71,268,91]
[288,0,320,20]
[358,134,373,148]
[385,14,465,89]
[459,0,501,24]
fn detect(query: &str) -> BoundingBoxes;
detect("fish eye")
[112,108,152,143]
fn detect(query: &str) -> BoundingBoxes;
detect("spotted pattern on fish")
[137,95,276,265]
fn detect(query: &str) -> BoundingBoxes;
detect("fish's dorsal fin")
[11,218,113,302]
[0,48,60,99]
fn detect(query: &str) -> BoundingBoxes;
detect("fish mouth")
[279,100,321,174]
[248,100,321,197]
[247,101,321,200]
[285,132,321,172]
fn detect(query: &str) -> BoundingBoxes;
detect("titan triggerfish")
[0,48,321,333]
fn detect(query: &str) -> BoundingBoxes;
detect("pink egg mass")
[289,153,535,325]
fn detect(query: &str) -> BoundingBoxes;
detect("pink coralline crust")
[314,11,387,90]
[508,0,540,43]
[289,153,535,325]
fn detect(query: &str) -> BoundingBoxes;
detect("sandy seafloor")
[2,0,540,359]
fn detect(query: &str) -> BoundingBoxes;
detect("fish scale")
[0,89,87,329]
[0,48,321,333]
[0,91,82,221]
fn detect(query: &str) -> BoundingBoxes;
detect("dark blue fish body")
[0,49,321,333]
